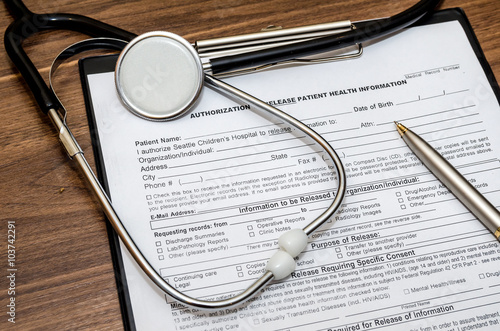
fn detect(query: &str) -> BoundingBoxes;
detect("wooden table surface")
[1,0,499,329]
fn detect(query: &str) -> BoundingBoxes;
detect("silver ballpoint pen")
[395,122,500,241]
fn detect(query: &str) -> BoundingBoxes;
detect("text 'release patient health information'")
[86,20,500,330]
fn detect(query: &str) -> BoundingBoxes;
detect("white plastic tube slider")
[265,229,308,280]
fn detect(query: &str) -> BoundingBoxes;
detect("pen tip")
[395,121,407,137]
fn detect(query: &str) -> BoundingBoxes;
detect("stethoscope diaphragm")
[115,31,204,121]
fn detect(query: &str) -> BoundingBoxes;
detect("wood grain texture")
[1,0,499,329]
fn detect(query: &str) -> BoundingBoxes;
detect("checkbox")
[396,192,402,197]
[400,204,406,210]
[238,272,244,277]
[335,247,341,253]
[157,248,163,253]
[247,225,253,230]
[404,289,410,294]
[236,266,242,271]
[398,198,404,203]
[249,232,255,237]
[337,253,343,259]
[254,319,260,325]
[146,195,152,200]
[479,274,485,279]
[159,255,165,260]
[156,241,162,246]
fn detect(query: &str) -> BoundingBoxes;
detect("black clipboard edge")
[77,8,499,331]
[79,55,136,331]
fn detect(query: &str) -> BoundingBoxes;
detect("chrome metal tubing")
[204,75,347,236]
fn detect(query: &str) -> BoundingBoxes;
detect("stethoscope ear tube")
[4,22,60,114]
[48,38,129,124]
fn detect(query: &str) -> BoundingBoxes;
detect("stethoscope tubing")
[3,0,136,114]
[204,74,347,237]
[46,37,347,307]
[4,0,442,309]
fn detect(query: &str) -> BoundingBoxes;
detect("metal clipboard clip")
[195,20,362,77]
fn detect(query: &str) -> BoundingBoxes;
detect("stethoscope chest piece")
[115,31,204,120]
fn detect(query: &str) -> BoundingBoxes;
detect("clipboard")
[79,8,500,331]
[79,53,137,328]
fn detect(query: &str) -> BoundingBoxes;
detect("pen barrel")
[402,130,500,238]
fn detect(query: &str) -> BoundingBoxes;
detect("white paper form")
[86,20,500,330]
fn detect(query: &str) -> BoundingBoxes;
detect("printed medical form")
[85,20,500,330]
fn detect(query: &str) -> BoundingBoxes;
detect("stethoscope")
[4,0,442,310]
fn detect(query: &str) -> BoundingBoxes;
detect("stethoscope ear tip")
[115,31,204,121]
